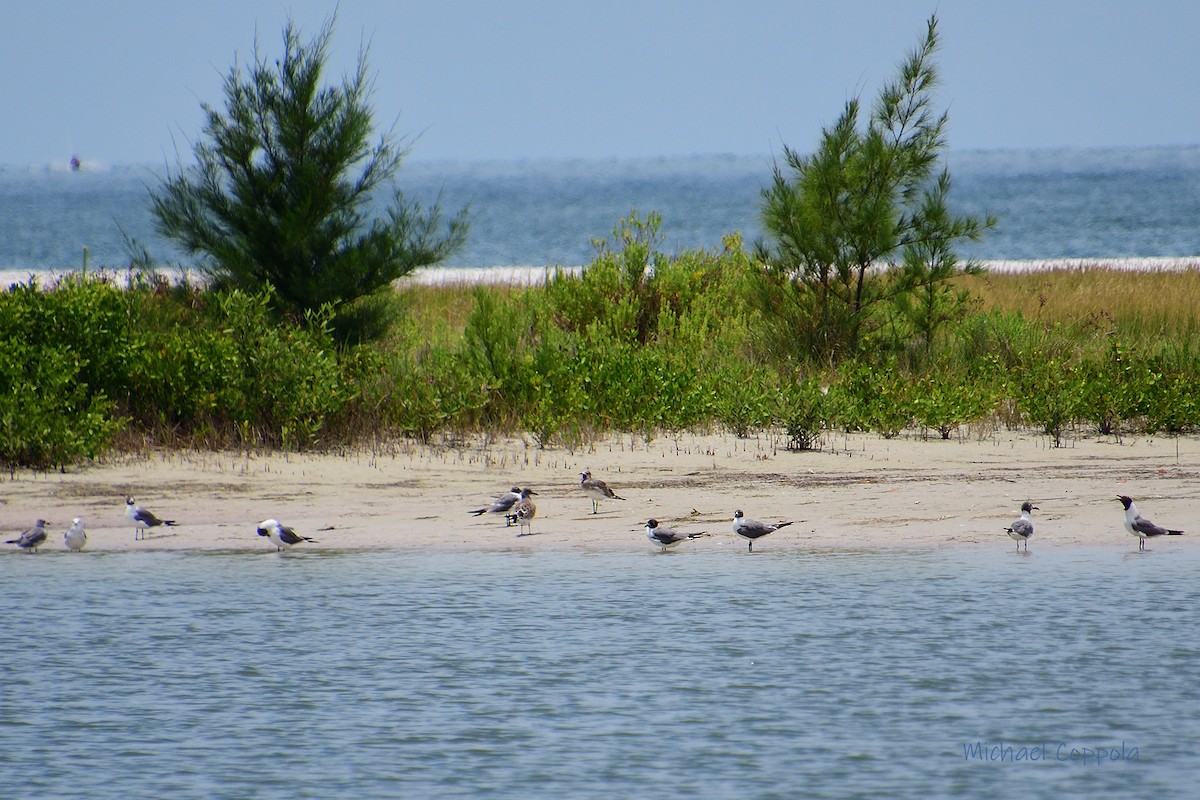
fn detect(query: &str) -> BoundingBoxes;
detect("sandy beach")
[2,430,1197,554]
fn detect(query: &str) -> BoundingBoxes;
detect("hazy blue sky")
[3,1,1198,166]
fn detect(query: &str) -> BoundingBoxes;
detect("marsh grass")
[956,268,1200,350]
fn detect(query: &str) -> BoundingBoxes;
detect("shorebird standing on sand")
[63,518,87,552]
[6,520,48,552]
[1117,495,1184,551]
[469,486,522,527]
[126,497,177,540]
[256,519,317,552]
[580,470,624,514]
[645,519,705,551]
[732,510,793,553]
[1004,501,1037,551]
[515,489,538,536]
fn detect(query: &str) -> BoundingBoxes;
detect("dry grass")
[391,281,526,347]
[955,267,1200,337]
[389,265,1200,351]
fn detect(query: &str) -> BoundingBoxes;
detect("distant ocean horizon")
[2,145,1199,281]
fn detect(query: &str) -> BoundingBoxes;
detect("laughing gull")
[125,497,176,540]
[469,486,522,526]
[580,470,624,514]
[1117,495,1184,551]
[1004,502,1037,551]
[6,520,48,553]
[63,518,87,552]
[256,519,317,552]
[514,488,538,536]
[645,519,706,550]
[732,509,793,553]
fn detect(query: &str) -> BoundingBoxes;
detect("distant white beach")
[4,257,1199,292]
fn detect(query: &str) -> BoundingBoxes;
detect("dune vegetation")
[3,214,1199,471]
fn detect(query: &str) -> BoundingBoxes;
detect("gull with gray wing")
[732,509,793,553]
[645,519,706,551]
[126,497,176,540]
[1117,495,1184,551]
[6,520,47,553]
[256,519,317,552]
[580,470,624,514]
[1004,501,1037,551]
[469,486,522,527]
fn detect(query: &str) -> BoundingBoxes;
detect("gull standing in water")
[63,518,88,552]
[1004,501,1037,551]
[6,520,48,552]
[580,470,624,514]
[645,519,705,551]
[732,510,793,553]
[126,497,176,540]
[469,486,522,527]
[256,519,317,552]
[514,489,538,536]
[1117,495,1184,551]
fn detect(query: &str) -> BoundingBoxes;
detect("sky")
[3,0,1199,166]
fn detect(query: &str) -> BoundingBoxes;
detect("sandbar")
[1,431,1196,555]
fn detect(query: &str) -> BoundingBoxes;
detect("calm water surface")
[1,545,1197,798]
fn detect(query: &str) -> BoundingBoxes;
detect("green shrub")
[1142,360,1200,435]
[1076,343,1150,437]
[1015,356,1089,446]
[0,279,127,469]
[711,361,776,438]
[386,348,484,443]
[0,341,120,471]
[910,364,999,440]
[776,374,829,450]
[829,361,913,438]
[460,287,533,426]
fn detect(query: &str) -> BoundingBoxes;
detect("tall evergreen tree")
[756,16,993,363]
[150,17,467,317]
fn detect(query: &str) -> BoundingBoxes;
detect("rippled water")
[2,545,1197,798]
[4,146,1200,272]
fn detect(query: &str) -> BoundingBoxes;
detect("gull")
[1004,501,1037,551]
[732,509,793,553]
[645,519,705,550]
[256,519,317,552]
[63,518,87,552]
[126,497,176,540]
[1117,495,1184,551]
[580,470,624,514]
[469,486,522,526]
[514,489,538,536]
[6,520,48,553]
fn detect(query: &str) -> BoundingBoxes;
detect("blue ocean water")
[2,146,1200,274]
[1,546,1196,799]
